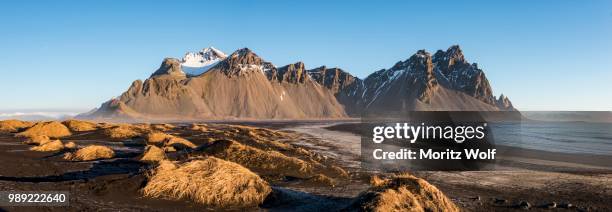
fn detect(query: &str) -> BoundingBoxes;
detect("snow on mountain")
[180,47,227,76]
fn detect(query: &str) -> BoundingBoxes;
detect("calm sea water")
[491,121,612,156]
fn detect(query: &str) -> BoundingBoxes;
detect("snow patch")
[180,47,227,76]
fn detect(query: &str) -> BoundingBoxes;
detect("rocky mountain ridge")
[81,45,515,120]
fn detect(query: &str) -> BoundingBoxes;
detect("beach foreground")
[0,120,610,211]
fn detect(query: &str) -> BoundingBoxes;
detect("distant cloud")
[0,111,80,121]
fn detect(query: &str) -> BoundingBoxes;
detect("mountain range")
[79,45,515,120]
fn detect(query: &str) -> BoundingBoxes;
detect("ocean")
[491,121,612,156]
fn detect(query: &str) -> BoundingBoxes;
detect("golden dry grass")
[151,123,175,131]
[307,174,336,186]
[202,140,315,178]
[22,135,51,145]
[132,123,152,131]
[189,123,209,131]
[96,122,116,129]
[351,173,459,212]
[16,121,72,138]
[142,157,271,208]
[145,132,174,144]
[217,125,316,160]
[141,145,166,162]
[30,140,64,152]
[102,125,142,140]
[163,146,177,152]
[165,137,196,150]
[0,120,34,133]
[64,141,77,149]
[328,165,350,178]
[64,145,115,161]
[62,120,98,132]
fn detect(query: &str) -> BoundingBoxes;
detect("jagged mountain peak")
[203,46,227,58]
[496,93,514,109]
[150,58,186,78]
[430,45,498,106]
[211,48,276,77]
[415,49,430,57]
[183,47,227,63]
[181,47,227,77]
[433,45,466,70]
[226,48,264,66]
[270,61,309,83]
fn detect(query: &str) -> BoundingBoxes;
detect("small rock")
[518,201,531,209]
[470,195,481,201]
[543,202,556,209]
[494,198,507,204]
[558,202,573,209]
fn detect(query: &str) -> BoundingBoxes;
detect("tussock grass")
[30,140,64,152]
[189,123,208,131]
[142,157,271,207]
[16,121,72,138]
[350,173,459,212]
[145,132,196,150]
[165,137,196,150]
[307,174,336,186]
[202,139,315,178]
[0,120,34,133]
[64,141,77,149]
[141,145,166,162]
[22,135,51,145]
[62,120,97,132]
[64,145,115,161]
[145,132,173,144]
[152,123,175,131]
[102,125,142,140]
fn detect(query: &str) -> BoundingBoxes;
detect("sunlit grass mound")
[64,141,77,149]
[143,157,272,208]
[190,123,208,131]
[145,132,174,144]
[201,139,315,178]
[16,121,71,138]
[141,145,166,162]
[22,135,51,145]
[0,120,34,133]
[165,136,196,150]
[62,119,97,132]
[348,173,459,212]
[30,139,64,152]
[145,132,195,150]
[151,123,175,132]
[102,125,142,140]
[64,145,115,161]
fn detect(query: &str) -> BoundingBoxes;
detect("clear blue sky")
[0,0,610,111]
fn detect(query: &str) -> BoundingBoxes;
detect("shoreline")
[289,122,612,211]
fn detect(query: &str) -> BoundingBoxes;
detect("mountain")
[308,66,365,115]
[82,48,346,120]
[80,45,515,120]
[358,45,515,113]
